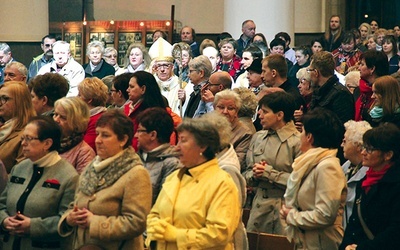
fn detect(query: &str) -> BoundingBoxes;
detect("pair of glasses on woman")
[362,145,379,154]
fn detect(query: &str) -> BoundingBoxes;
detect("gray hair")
[52,41,70,52]
[86,41,104,56]
[104,47,117,56]
[5,62,27,78]
[344,71,360,87]
[0,43,11,53]
[233,87,257,118]
[198,112,232,148]
[177,118,220,160]
[344,120,372,146]
[189,55,212,78]
[214,89,242,111]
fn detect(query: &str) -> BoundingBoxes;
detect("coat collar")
[264,121,299,142]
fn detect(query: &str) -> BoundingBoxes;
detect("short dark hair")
[363,122,400,162]
[359,50,389,77]
[96,109,134,148]
[152,30,167,40]
[41,34,56,44]
[28,116,62,152]
[217,32,232,43]
[112,73,133,100]
[294,45,312,58]
[341,31,356,45]
[258,92,296,122]
[269,38,286,49]
[275,32,291,44]
[243,44,263,60]
[177,118,220,161]
[29,73,69,107]
[136,107,174,144]
[302,108,344,149]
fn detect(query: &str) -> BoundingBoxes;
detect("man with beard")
[321,15,344,52]
[28,35,57,81]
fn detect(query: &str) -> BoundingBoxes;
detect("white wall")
[0,0,48,41]
[94,0,225,33]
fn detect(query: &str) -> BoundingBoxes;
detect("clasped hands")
[252,160,268,179]
[2,212,31,236]
[147,217,177,242]
[66,205,93,228]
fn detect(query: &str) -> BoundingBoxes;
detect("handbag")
[356,195,374,240]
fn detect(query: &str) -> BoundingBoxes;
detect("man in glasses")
[0,43,16,85]
[28,34,57,81]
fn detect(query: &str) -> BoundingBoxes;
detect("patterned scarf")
[58,132,84,154]
[79,147,141,196]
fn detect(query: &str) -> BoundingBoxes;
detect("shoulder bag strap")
[356,195,375,240]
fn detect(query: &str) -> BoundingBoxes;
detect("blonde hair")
[78,77,108,107]
[54,97,90,134]
[125,43,151,68]
[1,81,36,130]
[233,87,257,118]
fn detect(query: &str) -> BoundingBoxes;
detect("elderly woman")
[281,108,347,249]
[83,41,115,78]
[293,67,313,132]
[0,81,36,173]
[103,47,124,74]
[341,120,372,229]
[233,87,258,133]
[109,73,132,109]
[29,73,69,116]
[355,50,389,121]
[365,75,400,127]
[344,71,361,96]
[199,112,248,250]
[214,89,254,172]
[78,77,108,151]
[216,38,242,81]
[0,116,78,250]
[54,97,95,174]
[146,118,240,249]
[119,43,151,75]
[59,109,152,250]
[366,34,378,50]
[340,123,400,250]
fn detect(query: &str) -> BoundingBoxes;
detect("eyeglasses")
[105,54,117,58]
[136,129,148,133]
[0,95,12,106]
[20,136,40,143]
[362,145,379,154]
[306,68,317,73]
[157,64,172,69]
[206,80,220,87]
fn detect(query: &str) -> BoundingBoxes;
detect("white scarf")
[284,147,337,243]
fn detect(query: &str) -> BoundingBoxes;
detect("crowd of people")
[0,15,399,250]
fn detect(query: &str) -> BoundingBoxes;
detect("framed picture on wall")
[146,32,153,45]
[104,32,115,44]
[90,33,99,42]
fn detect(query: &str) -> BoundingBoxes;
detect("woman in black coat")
[340,123,400,250]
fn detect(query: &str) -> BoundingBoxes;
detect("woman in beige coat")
[280,108,347,250]
[59,109,152,250]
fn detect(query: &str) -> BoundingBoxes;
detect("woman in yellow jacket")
[147,118,241,250]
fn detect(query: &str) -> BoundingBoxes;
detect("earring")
[200,152,203,156]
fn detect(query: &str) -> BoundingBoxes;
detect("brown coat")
[59,149,152,250]
[0,128,25,173]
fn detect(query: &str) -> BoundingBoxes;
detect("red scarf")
[355,79,373,121]
[361,163,392,193]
